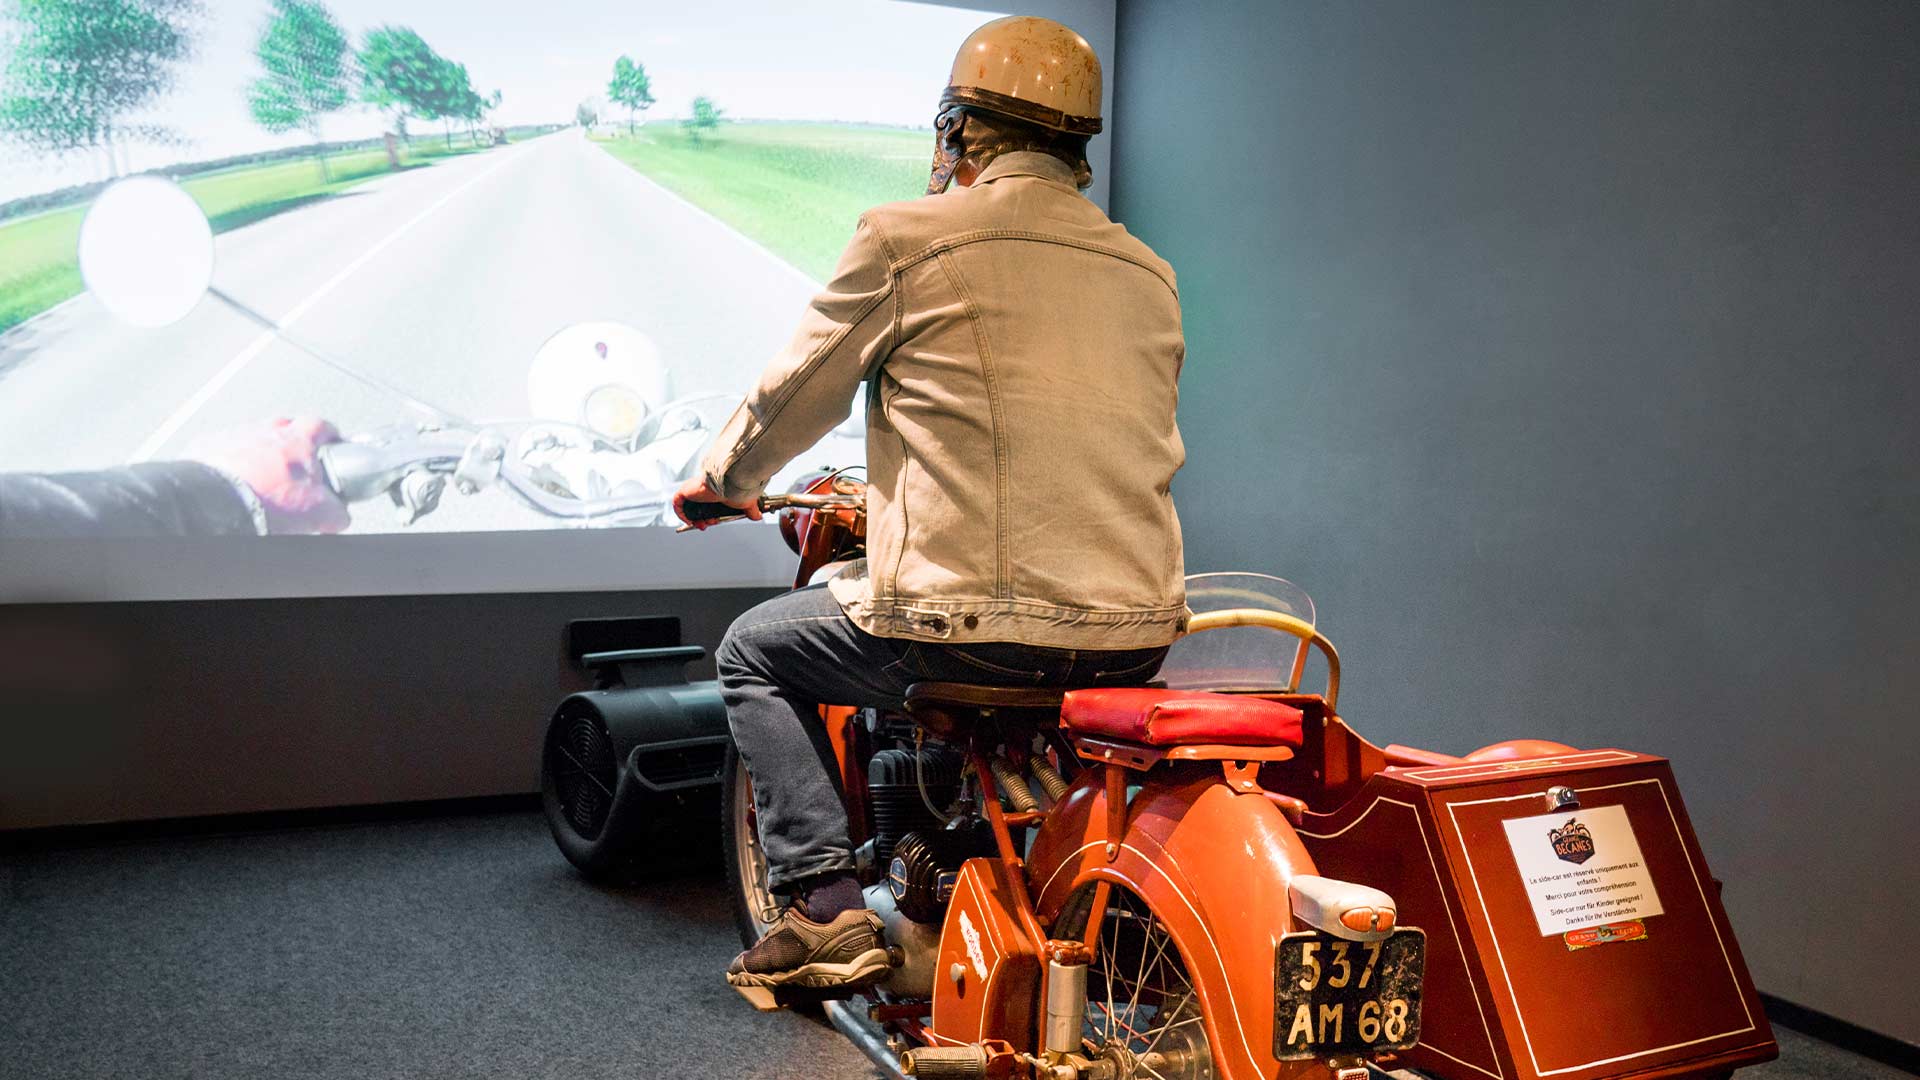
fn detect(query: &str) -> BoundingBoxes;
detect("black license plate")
[1273,929,1425,1060]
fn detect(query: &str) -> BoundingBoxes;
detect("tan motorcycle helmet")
[928,16,1103,194]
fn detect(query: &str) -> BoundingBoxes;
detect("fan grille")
[548,708,618,839]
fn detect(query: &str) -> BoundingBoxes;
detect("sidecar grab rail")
[1182,607,1342,708]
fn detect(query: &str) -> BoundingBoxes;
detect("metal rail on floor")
[823,999,909,1080]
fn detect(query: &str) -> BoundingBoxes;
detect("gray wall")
[0,589,771,831]
[1111,0,1918,1040]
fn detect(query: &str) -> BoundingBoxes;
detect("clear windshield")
[1160,573,1317,692]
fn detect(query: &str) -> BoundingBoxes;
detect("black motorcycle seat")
[903,681,1067,719]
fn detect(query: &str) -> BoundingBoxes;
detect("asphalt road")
[0,131,864,533]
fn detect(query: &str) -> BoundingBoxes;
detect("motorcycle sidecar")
[1259,702,1778,1080]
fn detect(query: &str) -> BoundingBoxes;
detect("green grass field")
[0,140,497,334]
[594,122,930,281]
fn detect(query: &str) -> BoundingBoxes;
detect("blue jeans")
[714,584,1168,890]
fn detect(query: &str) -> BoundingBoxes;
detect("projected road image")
[0,1,995,534]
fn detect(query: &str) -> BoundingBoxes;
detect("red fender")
[1026,763,1332,1080]
[1464,738,1578,762]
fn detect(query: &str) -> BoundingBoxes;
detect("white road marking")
[129,149,525,462]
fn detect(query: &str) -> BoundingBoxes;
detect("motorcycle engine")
[888,823,997,924]
[868,746,964,871]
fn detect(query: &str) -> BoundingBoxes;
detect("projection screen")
[0,0,1115,601]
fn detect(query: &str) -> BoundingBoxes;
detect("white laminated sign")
[1502,803,1664,936]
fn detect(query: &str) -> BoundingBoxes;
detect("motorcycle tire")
[721,741,782,948]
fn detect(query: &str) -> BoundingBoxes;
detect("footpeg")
[899,1038,1020,1078]
[900,1044,988,1077]
[731,983,786,1012]
[731,982,869,1012]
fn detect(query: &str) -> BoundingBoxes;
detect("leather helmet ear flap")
[926,105,967,195]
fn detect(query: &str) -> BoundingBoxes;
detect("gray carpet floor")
[0,810,1905,1079]
[0,811,878,1080]
[1757,1031,1914,1080]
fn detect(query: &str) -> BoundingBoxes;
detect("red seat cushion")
[1060,688,1305,747]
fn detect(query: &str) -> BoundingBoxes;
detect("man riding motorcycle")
[670,16,1189,994]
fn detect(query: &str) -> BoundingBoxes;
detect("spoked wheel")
[720,741,782,947]
[1061,884,1216,1080]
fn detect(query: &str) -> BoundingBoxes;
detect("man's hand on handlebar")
[672,475,762,530]
[189,417,350,535]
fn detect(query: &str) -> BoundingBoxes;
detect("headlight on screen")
[583,384,650,441]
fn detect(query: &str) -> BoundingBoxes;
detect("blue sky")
[1,0,1011,200]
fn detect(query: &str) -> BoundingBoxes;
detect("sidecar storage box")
[1297,750,1777,1080]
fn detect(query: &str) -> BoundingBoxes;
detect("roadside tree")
[688,95,723,143]
[450,85,500,146]
[428,58,475,150]
[357,25,442,145]
[245,0,352,182]
[606,56,653,135]
[575,100,598,129]
[0,0,202,178]
[473,88,503,144]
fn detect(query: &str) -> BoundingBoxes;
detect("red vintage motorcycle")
[685,474,1778,1080]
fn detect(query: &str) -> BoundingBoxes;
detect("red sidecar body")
[1273,707,1777,1080]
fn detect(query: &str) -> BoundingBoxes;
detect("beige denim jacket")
[700,152,1187,649]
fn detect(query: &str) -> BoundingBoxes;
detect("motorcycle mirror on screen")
[77,176,214,329]
[78,177,462,427]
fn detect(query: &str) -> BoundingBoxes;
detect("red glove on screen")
[189,417,350,535]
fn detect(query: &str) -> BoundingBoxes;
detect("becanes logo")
[1550,818,1595,864]
[958,911,989,981]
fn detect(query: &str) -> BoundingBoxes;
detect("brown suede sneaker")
[725,907,891,990]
